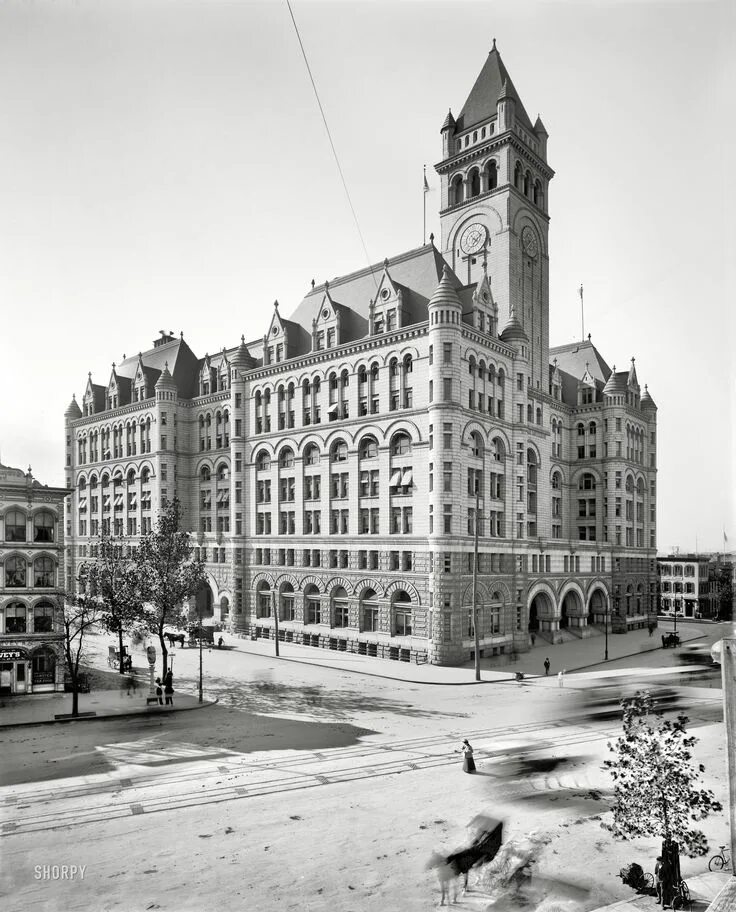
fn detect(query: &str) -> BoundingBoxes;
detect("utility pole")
[272,588,280,657]
[473,481,481,682]
[721,637,736,879]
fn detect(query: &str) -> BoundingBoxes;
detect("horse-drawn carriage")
[662,632,681,648]
[107,644,132,672]
[188,624,215,647]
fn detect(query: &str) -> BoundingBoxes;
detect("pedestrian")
[155,677,164,705]
[530,632,536,647]
[218,636,224,649]
[544,657,551,676]
[164,668,173,691]
[164,677,174,706]
[654,855,664,905]
[125,674,138,697]
[558,669,565,688]
[648,623,654,637]
[456,739,476,773]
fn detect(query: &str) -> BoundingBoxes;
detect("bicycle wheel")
[643,873,654,889]
[680,882,690,903]
[672,895,684,911]
[709,854,725,872]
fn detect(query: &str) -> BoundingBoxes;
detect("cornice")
[72,399,157,429]
[435,130,554,180]
[460,325,514,359]
[440,183,550,223]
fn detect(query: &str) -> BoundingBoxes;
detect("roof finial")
[587,333,591,342]
[274,299,279,310]
[429,232,435,244]
[631,356,635,363]
[384,257,389,268]
[241,334,245,344]
[180,330,184,339]
[492,37,496,51]
[112,362,116,370]
[311,278,315,288]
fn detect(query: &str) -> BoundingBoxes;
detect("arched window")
[280,582,295,621]
[304,583,321,625]
[523,170,531,196]
[451,174,464,206]
[390,432,411,457]
[469,168,480,197]
[278,448,295,469]
[303,444,320,466]
[470,431,483,459]
[5,510,26,542]
[5,556,27,588]
[359,436,378,460]
[536,408,542,425]
[392,590,412,636]
[79,476,87,491]
[360,588,379,632]
[533,179,543,207]
[5,601,26,633]
[200,466,211,482]
[256,451,271,472]
[331,440,348,463]
[514,161,522,189]
[217,463,229,482]
[140,467,150,484]
[256,580,271,618]
[552,471,561,490]
[34,600,55,633]
[486,160,498,191]
[34,556,55,588]
[332,586,349,628]
[579,473,596,491]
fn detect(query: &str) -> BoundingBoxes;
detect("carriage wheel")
[643,873,654,889]
[680,882,690,903]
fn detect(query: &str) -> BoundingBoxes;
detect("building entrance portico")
[528,586,563,643]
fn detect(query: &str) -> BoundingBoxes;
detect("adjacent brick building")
[63,44,658,666]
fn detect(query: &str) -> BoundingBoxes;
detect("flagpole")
[579,284,585,341]
[423,164,427,245]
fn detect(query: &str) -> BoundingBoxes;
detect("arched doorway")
[561,590,584,629]
[529,591,554,632]
[195,581,214,619]
[588,588,606,623]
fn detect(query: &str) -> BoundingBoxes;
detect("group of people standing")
[155,669,175,705]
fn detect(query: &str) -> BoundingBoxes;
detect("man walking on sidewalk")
[544,657,551,676]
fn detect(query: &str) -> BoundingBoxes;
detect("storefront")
[0,645,61,695]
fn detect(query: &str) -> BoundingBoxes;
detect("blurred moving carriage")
[618,862,654,893]
[107,644,133,671]
[188,624,215,647]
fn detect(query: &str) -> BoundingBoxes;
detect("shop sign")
[0,650,26,660]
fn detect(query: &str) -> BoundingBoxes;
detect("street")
[0,625,730,912]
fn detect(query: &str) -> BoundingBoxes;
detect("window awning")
[327,404,339,415]
[114,494,124,506]
[400,469,413,487]
[128,496,137,509]
[202,495,212,506]
[390,470,402,486]
[103,495,111,507]
[217,490,228,504]
[78,498,87,511]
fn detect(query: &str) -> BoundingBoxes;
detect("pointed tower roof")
[65,394,82,419]
[456,43,534,132]
[603,365,628,397]
[231,334,255,371]
[534,114,548,136]
[441,109,455,132]
[640,385,657,410]
[428,265,463,310]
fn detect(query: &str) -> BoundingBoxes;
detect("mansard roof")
[289,242,447,339]
[551,338,612,386]
[455,44,534,133]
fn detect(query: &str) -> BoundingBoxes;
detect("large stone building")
[657,554,733,621]
[63,45,658,665]
[0,463,67,695]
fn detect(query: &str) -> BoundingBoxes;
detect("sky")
[0,0,734,553]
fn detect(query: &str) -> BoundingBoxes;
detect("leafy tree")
[604,692,722,857]
[87,533,145,674]
[135,498,206,677]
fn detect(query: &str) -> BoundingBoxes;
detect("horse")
[164,632,185,648]
[429,820,504,900]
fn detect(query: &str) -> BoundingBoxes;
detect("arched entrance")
[561,589,585,630]
[195,581,214,619]
[529,591,554,633]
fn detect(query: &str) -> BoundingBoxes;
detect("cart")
[188,624,215,647]
[107,644,132,671]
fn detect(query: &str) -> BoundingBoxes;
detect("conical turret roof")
[441,109,455,132]
[65,394,82,419]
[603,366,628,396]
[534,114,548,136]
[428,265,463,309]
[231,335,255,370]
[640,385,657,410]
[155,361,177,389]
[500,314,529,344]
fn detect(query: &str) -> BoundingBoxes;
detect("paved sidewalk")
[0,688,215,728]
[220,622,705,685]
[589,871,730,911]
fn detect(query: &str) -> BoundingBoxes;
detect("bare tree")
[43,590,103,717]
[135,498,206,677]
[87,533,145,674]
[604,692,722,858]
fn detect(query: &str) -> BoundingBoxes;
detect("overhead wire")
[285,0,378,289]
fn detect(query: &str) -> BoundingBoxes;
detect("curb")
[0,695,219,730]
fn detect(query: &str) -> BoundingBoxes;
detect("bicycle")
[671,878,691,910]
[708,844,731,872]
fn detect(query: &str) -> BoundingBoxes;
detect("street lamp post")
[197,597,203,704]
[604,600,609,662]
[272,589,280,657]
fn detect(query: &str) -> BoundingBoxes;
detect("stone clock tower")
[435,41,554,391]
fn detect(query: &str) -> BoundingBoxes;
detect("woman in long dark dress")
[459,739,476,773]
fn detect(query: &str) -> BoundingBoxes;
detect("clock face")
[521,226,538,258]
[460,223,486,255]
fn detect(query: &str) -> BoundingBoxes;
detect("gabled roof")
[455,44,534,133]
[113,336,200,399]
[288,243,447,339]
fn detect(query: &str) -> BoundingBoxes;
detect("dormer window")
[315,331,324,351]
[374,313,384,334]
